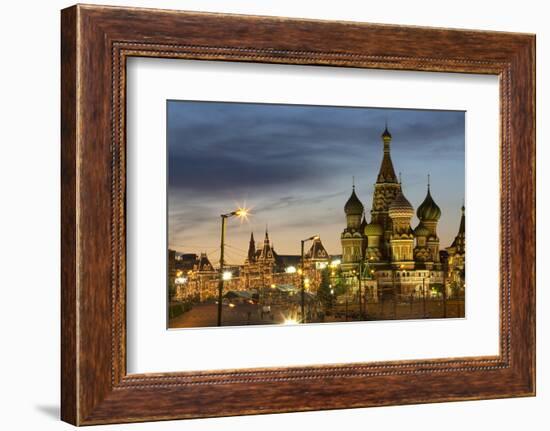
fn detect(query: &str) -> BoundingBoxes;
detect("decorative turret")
[450,205,465,254]
[246,232,256,264]
[370,125,402,257]
[413,224,432,263]
[341,184,366,271]
[445,205,466,296]
[377,125,398,184]
[364,221,383,261]
[388,185,414,264]
[258,227,275,262]
[305,237,329,262]
[344,185,364,230]
[195,252,214,273]
[415,177,441,262]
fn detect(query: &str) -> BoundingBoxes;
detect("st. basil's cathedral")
[341,126,465,299]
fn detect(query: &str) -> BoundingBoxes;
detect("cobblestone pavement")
[168,299,465,328]
[169,302,291,328]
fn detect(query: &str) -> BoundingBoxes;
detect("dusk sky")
[168,101,465,265]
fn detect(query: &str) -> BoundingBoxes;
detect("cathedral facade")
[341,126,465,300]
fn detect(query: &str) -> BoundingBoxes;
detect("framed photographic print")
[61,4,535,425]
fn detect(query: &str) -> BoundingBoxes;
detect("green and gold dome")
[344,187,364,216]
[416,186,441,222]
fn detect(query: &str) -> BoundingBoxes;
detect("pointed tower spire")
[259,225,274,261]
[450,204,465,253]
[247,232,256,263]
[459,204,465,234]
[377,125,398,183]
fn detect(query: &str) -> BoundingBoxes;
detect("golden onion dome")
[344,187,364,216]
[364,222,383,237]
[388,189,414,218]
[417,187,441,222]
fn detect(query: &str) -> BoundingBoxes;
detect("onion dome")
[388,189,414,218]
[344,186,364,215]
[413,224,430,237]
[364,222,383,237]
[417,187,441,222]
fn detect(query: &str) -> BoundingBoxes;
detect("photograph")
[167,101,466,328]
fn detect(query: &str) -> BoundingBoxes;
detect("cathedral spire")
[259,225,274,261]
[458,204,465,235]
[247,232,256,263]
[377,125,398,183]
[450,204,465,253]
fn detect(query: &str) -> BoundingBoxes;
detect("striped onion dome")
[388,189,414,219]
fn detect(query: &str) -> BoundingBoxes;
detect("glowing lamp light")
[175,276,187,285]
[234,207,250,220]
[283,317,298,325]
[285,266,297,274]
[222,271,233,281]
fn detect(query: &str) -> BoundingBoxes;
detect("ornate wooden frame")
[61,4,535,425]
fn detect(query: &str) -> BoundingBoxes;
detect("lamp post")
[358,261,364,319]
[422,277,427,318]
[217,207,249,326]
[441,257,448,318]
[300,235,319,323]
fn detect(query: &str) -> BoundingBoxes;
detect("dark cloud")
[168,101,465,254]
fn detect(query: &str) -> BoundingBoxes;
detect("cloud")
[167,101,465,253]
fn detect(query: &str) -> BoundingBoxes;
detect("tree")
[317,267,333,312]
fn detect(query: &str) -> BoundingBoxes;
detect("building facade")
[341,126,465,300]
[171,230,333,302]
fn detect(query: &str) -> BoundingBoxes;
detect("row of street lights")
[215,205,323,326]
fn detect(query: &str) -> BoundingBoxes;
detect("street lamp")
[300,235,319,323]
[217,207,250,326]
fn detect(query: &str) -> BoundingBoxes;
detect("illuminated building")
[341,125,465,300]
